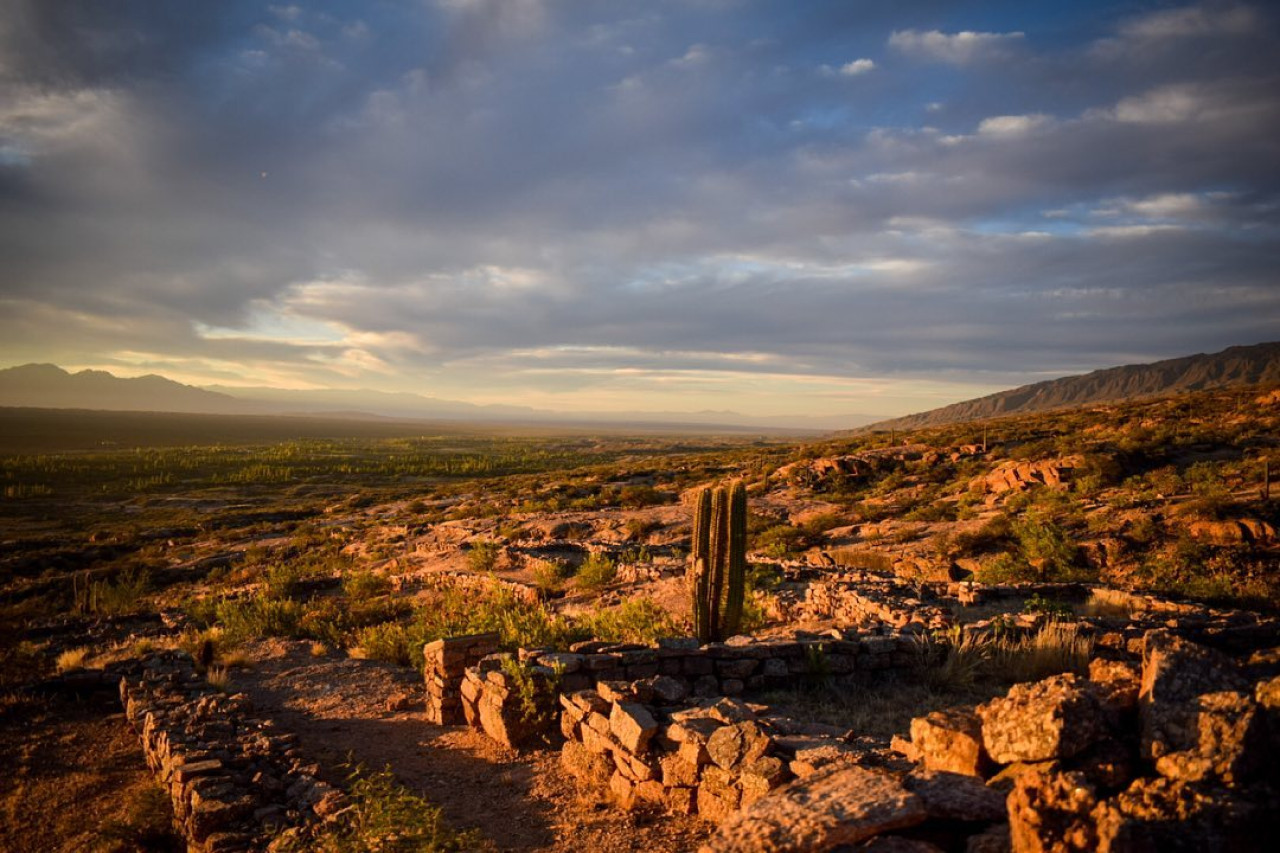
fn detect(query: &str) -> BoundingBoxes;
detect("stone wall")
[459,652,561,749]
[423,632,499,724]
[451,632,922,751]
[120,652,341,852]
[770,573,954,632]
[559,680,875,822]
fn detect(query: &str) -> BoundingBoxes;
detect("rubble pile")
[559,682,865,822]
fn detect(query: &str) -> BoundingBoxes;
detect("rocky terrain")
[2,381,1278,851]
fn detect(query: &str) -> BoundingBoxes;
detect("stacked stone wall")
[422,632,499,724]
[119,652,341,852]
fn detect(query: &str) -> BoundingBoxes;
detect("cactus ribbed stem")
[708,487,729,639]
[689,481,750,643]
[722,481,748,637]
[691,489,713,643]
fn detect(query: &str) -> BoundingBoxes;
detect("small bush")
[575,553,616,590]
[351,622,413,667]
[466,540,502,573]
[342,570,391,600]
[578,599,679,644]
[754,524,811,557]
[625,518,661,541]
[296,765,482,852]
[828,547,893,572]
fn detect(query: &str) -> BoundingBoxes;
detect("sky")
[1,0,1278,420]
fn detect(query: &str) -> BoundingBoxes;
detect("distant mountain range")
[0,364,880,432]
[865,341,1280,432]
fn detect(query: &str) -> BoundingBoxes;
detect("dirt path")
[234,640,711,852]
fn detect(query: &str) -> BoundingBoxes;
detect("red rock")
[700,764,927,852]
[1007,769,1098,853]
[979,674,1102,764]
[910,708,989,777]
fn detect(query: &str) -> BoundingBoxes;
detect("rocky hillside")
[867,341,1280,432]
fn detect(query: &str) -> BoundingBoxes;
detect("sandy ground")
[0,693,179,853]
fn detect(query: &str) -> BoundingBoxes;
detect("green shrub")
[352,621,413,667]
[466,540,501,573]
[215,596,304,642]
[342,570,391,600]
[75,567,151,616]
[754,524,810,558]
[295,765,481,852]
[575,553,616,590]
[578,599,679,644]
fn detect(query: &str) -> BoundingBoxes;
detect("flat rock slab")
[700,764,926,853]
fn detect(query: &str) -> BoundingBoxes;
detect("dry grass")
[205,666,231,692]
[55,647,90,673]
[922,621,1094,692]
[310,641,329,657]
[218,649,253,669]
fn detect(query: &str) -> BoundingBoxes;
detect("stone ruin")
[80,577,1280,851]
[119,652,343,852]
[425,602,1280,851]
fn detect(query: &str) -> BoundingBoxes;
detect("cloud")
[888,29,1025,64]
[977,113,1054,136]
[839,58,875,76]
[1119,3,1260,40]
[0,1,1277,417]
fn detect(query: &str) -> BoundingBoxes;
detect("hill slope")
[866,341,1280,432]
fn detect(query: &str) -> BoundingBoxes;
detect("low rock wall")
[423,632,499,724]
[452,633,922,749]
[120,652,341,852]
[460,652,561,748]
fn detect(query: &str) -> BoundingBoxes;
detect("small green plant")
[466,540,502,573]
[575,553,617,590]
[351,621,414,667]
[578,598,679,644]
[342,570,391,600]
[500,657,560,732]
[294,764,482,852]
[1022,593,1073,620]
[74,567,151,616]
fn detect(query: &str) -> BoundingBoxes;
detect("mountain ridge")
[0,363,881,431]
[863,341,1280,432]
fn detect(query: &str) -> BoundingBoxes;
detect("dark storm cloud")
[1,0,1278,413]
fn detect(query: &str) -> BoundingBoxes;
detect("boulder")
[904,768,1006,823]
[1139,631,1247,761]
[1087,659,1140,715]
[707,722,771,772]
[1152,690,1262,786]
[910,708,990,776]
[610,702,658,754]
[700,764,927,853]
[1007,769,1098,853]
[1092,777,1264,852]
[979,674,1102,764]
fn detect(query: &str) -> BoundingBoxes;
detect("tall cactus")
[722,481,748,636]
[690,481,748,643]
[690,488,713,643]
